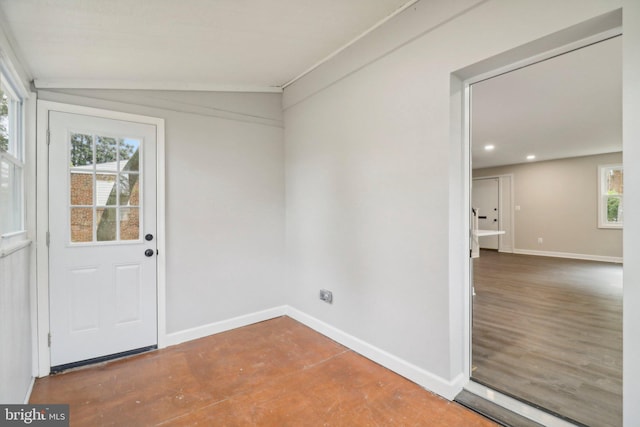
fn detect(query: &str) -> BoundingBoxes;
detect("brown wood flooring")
[472,250,622,427]
[31,316,496,426]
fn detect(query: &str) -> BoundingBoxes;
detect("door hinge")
[470,249,472,258]
[46,231,50,247]
[48,333,52,347]
[46,128,50,145]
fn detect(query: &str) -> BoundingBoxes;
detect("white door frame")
[35,101,167,377]
[457,25,621,426]
[461,25,622,383]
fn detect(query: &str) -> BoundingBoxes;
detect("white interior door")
[472,178,499,250]
[49,111,157,368]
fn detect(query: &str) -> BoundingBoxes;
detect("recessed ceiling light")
[484,144,495,151]
[526,154,536,160]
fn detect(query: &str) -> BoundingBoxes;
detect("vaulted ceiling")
[0,1,621,166]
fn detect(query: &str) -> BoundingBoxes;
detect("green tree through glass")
[70,135,135,166]
[0,91,8,152]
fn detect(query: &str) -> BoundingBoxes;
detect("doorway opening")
[464,34,623,427]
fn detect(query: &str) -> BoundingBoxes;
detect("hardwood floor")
[472,250,622,427]
[31,316,496,426]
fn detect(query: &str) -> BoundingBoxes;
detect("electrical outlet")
[538,237,543,244]
[319,289,333,304]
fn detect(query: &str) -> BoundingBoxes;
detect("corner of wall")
[286,307,464,400]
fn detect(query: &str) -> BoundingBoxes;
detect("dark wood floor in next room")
[472,250,622,427]
[31,316,496,426]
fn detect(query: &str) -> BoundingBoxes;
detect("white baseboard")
[23,377,35,404]
[285,306,464,400]
[513,248,622,263]
[164,305,464,400]
[165,306,288,347]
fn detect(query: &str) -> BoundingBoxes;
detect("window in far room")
[0,71,24,238]
[598,164,623,228]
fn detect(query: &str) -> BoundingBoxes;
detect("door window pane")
[96,207,117,241]
[96,173,117,206]
[119,173,139,206]
[70,208,93,243]
[120,208,139,240]
[70,171,93,205]
[121,139,140,172]
[70,134,94,167]
[95,136,120,170]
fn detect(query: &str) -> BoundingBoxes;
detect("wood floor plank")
[472,250,622,427]
[31,316,497,426]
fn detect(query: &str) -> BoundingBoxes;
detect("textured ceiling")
[0,0,414,90]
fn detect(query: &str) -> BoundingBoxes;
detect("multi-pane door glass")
[69,133,141,243]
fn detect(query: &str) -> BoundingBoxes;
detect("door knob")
[144,249,154,257]
[145,234,154,241]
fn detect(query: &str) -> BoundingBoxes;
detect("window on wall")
[598,164,623,229]
[0,72,24,238]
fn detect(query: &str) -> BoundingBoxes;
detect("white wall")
[0,245,32,403]
[284,0,626,402]
[37,89,286,335]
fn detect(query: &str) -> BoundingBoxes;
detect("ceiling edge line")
[33,79,283,94]
[281,0,420,89]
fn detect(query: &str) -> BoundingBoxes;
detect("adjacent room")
[467,35,623,427]
[1,1,639,426]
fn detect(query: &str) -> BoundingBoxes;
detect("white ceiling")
[0,1,622,165]
[0,0,414,90]
[472,36,622,169]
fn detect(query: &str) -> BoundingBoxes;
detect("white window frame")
[0,69,26,248]
[598,164,623,229]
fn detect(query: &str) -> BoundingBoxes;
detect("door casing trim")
[455,23,622,386]
[35,100,166,377]
[454,21,622,425]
